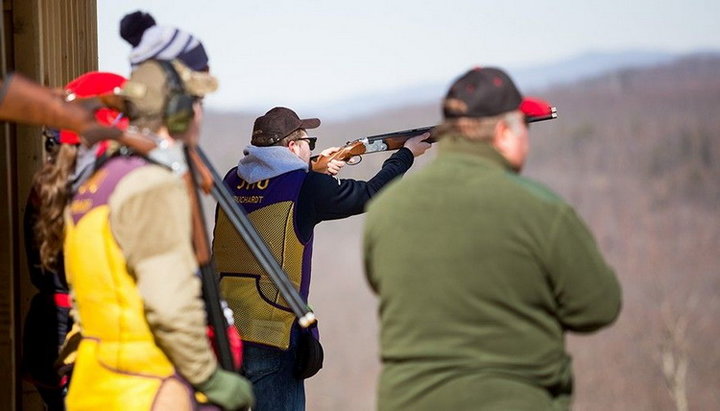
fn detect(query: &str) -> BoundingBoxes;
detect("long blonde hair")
[32,143,78,271]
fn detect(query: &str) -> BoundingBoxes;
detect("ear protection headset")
[157,60,195,134]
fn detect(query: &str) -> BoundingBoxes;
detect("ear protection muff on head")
[157,60,195,135]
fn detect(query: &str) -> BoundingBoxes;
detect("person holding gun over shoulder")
[212,106,431,411]
[364,67,622,411]
[21,71,130,411]
[62,57,253,411]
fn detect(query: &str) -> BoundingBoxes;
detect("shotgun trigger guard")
[347,156,362,166]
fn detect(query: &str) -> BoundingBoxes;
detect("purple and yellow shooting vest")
[213,168,313,350]
[64,156,179,410]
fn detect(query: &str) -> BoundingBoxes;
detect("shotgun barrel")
[195,146,317,328]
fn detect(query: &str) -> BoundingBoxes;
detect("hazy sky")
[98,1,720,113]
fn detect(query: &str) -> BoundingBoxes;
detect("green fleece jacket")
[363,136,622,411]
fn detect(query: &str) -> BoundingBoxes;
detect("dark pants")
[35,386,66,411]
[22,293,72,411]
[243,327,305,411]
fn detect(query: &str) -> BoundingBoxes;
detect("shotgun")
[310,101,558,173]
[193,146,316,329]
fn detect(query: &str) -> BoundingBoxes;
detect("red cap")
[59,72,129,147]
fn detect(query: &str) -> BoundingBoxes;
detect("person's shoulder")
[302,170,338,189]
[223,166,238,181]
[112,160,183,203]
[126,161,178,187]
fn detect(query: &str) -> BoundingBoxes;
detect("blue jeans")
[243,327,305,411]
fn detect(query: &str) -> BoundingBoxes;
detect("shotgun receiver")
[311,126,434,173]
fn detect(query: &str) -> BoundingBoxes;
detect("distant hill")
[290,50,715,120]
[509,49,679,90]
[202,53,720,411]
[523,53,720,411]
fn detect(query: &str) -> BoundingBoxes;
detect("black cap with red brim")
[444,67,557,123]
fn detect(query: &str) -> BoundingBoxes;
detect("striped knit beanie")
[120,11,210,72]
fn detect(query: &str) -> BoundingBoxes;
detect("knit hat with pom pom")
[120,10,210,72]
[119,11,156,47]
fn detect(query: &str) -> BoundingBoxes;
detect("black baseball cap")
[251,107,321,146]
[443,67,556,122]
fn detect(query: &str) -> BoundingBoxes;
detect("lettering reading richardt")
[233,195,264,204]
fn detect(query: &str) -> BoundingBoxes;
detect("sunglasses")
[43,128,61,152]
[296,137,317,151]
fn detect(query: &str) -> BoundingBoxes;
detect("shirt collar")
[436,134,514,172]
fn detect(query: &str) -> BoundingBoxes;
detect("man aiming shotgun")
[212,106,431,411]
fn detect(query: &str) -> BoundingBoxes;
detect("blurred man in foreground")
[363,67,622,410]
